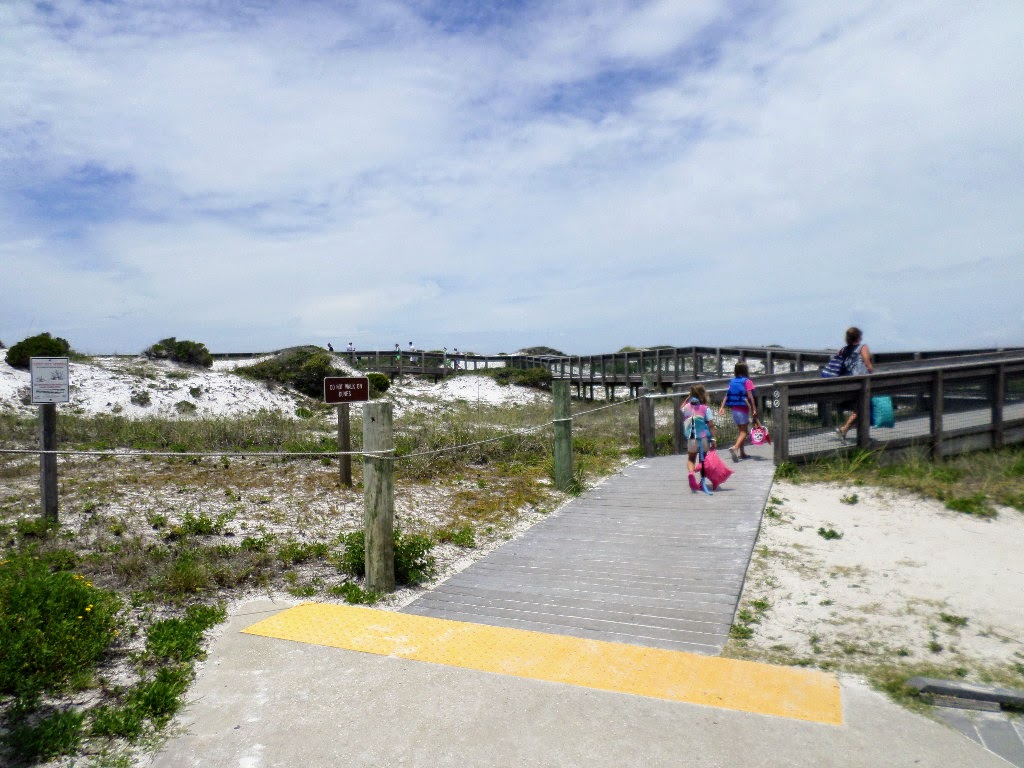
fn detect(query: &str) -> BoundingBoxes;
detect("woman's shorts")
[731,409,750,426]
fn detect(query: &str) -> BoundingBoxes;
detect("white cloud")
[1,0,1022,354]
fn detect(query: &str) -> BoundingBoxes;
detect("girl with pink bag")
[681,385,719,495]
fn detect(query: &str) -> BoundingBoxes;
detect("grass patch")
[778,446,1024,518]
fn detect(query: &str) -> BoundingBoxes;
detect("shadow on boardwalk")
[403,444,776,655]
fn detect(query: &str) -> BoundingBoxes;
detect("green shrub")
[436,524,475,548]
[276,540,330,565]
[145,603,226,662]
[337,530,436,585]
[328,581,382,604]
[130,390,152,407]
[154,550,212,597]
[486,367,552,389]
[144,337,213,368]
[367,372,390,396]
[0,552,122,703]
[235,346,346,398]
[175,400,197,414]
[5,707,86,763]
[126,666,190,726]
[5,332,72,369]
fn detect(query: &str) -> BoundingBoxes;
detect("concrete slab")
[145,599,1011,768]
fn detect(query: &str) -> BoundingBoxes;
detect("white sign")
[30,357,70,404]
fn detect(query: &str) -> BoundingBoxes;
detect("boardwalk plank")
[402,445,775,654]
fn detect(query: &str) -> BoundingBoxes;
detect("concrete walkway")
[147,598,1009,768]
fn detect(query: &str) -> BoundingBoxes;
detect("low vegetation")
[143,337,214,368]
[5,332,74,370]
[235,346,356,398]
[0,382,643,764]
[737,445,1024,708]
[774,446,1024,516]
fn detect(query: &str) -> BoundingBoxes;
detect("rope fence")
[0,394,642,463]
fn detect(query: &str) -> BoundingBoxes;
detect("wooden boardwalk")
[402,445,776,655]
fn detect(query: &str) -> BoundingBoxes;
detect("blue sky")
[2,0,1022,355]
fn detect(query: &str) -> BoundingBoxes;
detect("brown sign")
[324,376,370,404]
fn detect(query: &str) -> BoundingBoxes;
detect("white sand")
[739,481,1024,670]
[0,349,542,419]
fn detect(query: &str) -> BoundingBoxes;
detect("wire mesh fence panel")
[868,382,930,445]
[781,386,859,458]
[1005,369,1024,409]
[942,375,994,433]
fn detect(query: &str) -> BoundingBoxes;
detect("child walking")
[681,385,717,495]
[719,362,757,462]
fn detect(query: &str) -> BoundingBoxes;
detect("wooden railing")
[639,353,1024,464]
[768,355,1024,464]
[505,345,1022,399]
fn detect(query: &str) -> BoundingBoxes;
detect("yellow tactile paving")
[243,603,843,725]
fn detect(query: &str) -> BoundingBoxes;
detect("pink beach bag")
[749,422,771,446]
[700,449,733,490]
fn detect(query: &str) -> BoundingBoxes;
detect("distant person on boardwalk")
[836,327,874,441]
[327,342,334,352]
[719,361,756,462]
[681,384,717,495]
[346,342,355,353]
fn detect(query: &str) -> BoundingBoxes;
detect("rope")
[0,394,641,463]
[0,448,389,458]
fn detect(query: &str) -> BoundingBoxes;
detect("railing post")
[552,380,573,492]
[931,370,944,460]
[672,385,685,455]
[638,387,656,457]
[993,364,1005,449]
[773,385,789,464]
[857,377,872,450]
[363,400,395,592]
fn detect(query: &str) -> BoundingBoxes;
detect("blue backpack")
[821,348,852,378]
[724,377,750,407]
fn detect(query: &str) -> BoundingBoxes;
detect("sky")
[2,0,1023,356]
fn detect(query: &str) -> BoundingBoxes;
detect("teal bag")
[870,396,894,428]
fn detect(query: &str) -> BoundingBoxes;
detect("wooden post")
[552,380,573,492]
[362,401,395,592]
[931,370,944,460]
[639,387,656,458]
[773,385,789,464]
[39,403,58,522]
[857,377,872,450]
[672,386,685,455]
[338,403,352,487]
[993,365,1005,449]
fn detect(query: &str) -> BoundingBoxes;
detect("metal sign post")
[30,357,70,522]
